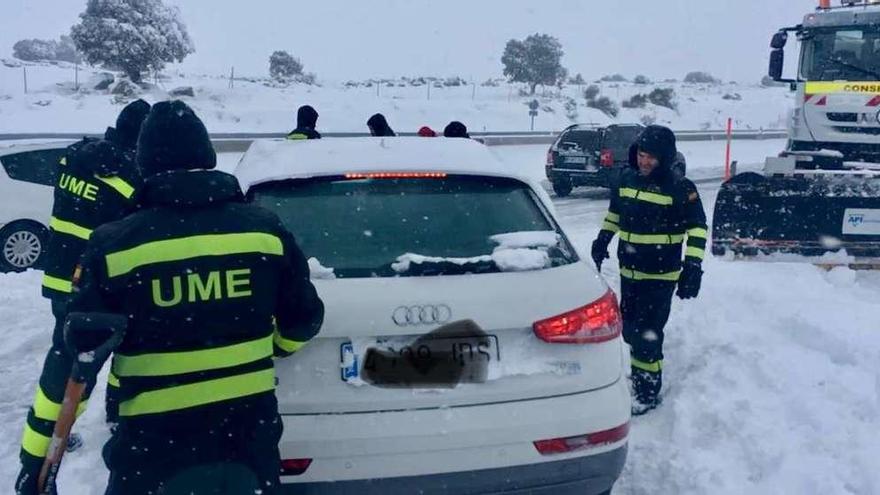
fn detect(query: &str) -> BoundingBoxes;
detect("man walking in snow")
[62,101,324,494]
[591,125,707,415]
[15,100,148,495]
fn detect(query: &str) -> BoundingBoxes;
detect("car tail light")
[533,290,621,344]
[546,149,554,167]
[534,422,629,456]
[600,149,614,167]
[345,172,448,179]
[280,458,313,476]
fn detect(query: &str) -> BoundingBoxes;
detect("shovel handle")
[37,379,86,493]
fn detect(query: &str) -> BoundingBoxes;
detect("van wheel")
[0,221,48,272]
[552,179,573,197]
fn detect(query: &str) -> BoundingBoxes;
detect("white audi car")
[235,137,630,494]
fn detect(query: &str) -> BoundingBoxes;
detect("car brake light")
[345,172,447,179]
[280,458,313,476]
[600,149,614,167]
[533,290,621,344]
[546,149,554,167]
[534,422,629,456]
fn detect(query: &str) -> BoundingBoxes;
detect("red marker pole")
[724,117,733,181]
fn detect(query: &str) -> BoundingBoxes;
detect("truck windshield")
[801,27,880,81]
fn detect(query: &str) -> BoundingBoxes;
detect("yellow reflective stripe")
[59,157,67,166]
[804,81,880,94]
[113,335,273,377]
[96,176,135,199]
[107,372,120,388]
[631,358,663,373]
[620,268,680,282]
[686,246,706,260]
[32,387,88,422]
[619,231,684,245]
[273,331,308,353]
[49,216,92,240]
[687,227,708,239]
[602,221,620,233]
[619,188,673,206]
[119,368,276,417]
[105,232,284,278]
[287,133,308,140]
[42,274,72,294]
[21,423,51,458]
[606,212,620,223]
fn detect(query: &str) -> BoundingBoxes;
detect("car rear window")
[1,149,63,186]
[557,130,601,152]
[603,127,643,150]
[250,175,577,278]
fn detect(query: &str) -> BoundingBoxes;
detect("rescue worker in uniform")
[287,104,322,140]
[367,113,396,137]
[15,101,148,495]
[66,100,324,494]
[591,125,706,415]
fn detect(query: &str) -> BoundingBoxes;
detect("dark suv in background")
[545,123,686,197]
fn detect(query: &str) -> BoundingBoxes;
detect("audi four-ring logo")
[392,304,452,326]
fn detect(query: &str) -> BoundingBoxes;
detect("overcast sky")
[2,0,817,82]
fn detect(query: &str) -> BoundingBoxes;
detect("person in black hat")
[287,104,321,140]
[15,101,148,495]
[367,113,396,137]
[53,100,324,494]
[591,125,707,415]
[443,121,470,138]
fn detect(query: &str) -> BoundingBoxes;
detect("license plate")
[565,156,587,164]
[341,335,500,387]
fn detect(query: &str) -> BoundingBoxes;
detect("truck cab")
[770,0,880,164]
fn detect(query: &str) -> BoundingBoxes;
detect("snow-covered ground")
[1,145,878,494]
[0,60,792,134]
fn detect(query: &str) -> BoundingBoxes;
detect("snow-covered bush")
[648,87,677,110]
[587,96,619,117]
[71,0,194,83]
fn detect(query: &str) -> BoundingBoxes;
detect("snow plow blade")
[711,171,880,261]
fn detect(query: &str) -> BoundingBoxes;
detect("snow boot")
[630,366,662,416]
[65,432,84,453]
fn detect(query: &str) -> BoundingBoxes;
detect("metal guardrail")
[0,130,788,153]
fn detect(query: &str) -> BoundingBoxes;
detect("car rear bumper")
[280,445,626,494]
[548,168,612,188]
[278,374,630,492]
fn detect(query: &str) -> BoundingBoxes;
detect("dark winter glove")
[677,260,703,300]
[64,313,127,384]
[591,231,614,271]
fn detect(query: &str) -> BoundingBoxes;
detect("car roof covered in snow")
[234,137,533,193]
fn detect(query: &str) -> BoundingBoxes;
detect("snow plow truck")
[712,0,880,265]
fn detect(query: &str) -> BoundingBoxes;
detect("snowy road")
[1,142,878,494]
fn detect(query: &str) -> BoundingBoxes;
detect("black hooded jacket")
[599,126,708,280]
[287,105,321,140]
[367,113,396,137]
[67,170,324,469]
[41,139,142,300]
